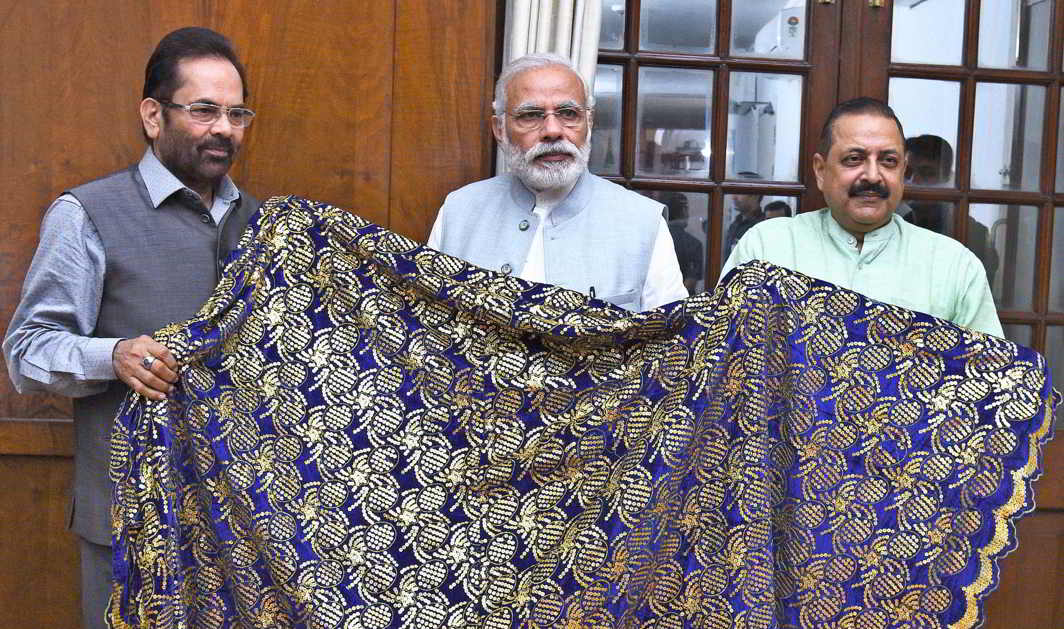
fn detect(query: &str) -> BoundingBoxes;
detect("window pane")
[1002,324,1032,347]
[969,203,1038,310]
[891,0,964,65]
[899,200,954,237]
[978,0,1051,70]
[889,78,960,187]
[589,65,623,176]
[642,190,709,294]
[730,1,805,60]
[1047,327,1064,424]
[726,72,802,181]
[636,67,713,179]
[722,194,797,265]
[971,83,1045,191]
[640,0,716,54]
[1058,88,1064,191]
[964,205,1000,290]
[598,0,625,50]
[1050,207,1064,312]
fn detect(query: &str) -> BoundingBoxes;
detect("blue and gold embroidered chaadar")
[108,196,1058,629]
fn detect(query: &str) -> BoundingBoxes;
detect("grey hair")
[492,53,595,114]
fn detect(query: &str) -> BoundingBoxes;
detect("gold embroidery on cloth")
[108,196,1059,629]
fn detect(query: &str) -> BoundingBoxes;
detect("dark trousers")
[79,538,111,629]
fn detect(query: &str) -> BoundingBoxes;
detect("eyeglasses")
[158,100,256,128]
[505,106,590,131]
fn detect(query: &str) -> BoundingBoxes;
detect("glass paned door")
[592,0,821,285]
[593,0,1061,392]
[888,0,1063,406]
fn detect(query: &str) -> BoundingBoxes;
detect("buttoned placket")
[178,189,241,279]
[823,212,896,289]
[855,223,894,269]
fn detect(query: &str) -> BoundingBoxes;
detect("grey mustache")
[527,142,576,159]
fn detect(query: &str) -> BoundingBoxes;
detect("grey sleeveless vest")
[435,172,661,311]
[67,166,258,544]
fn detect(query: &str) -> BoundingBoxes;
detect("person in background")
[3,27,258,628]
[723,170,764,260]
[655,190,704,295]
[763,200,792,220]
[428,53,686,311]
[719,97,1001,336]
[901,134,998,286]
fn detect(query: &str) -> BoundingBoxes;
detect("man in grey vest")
[3,27,258,628]
[427,53,687,312]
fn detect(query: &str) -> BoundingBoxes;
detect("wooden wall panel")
[984,512,1064,629]
[1033,435,1064,510]
[0,419,74,458]
[218,1,396,222]
[0,420,76,626]
[389,0,499,241]
[0,451,78,627]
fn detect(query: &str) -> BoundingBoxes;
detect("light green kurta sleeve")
[950,254,1004,337]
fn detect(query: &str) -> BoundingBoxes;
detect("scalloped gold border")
[955,390,1058,629]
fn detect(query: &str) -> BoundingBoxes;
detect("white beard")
[502,134,591,192]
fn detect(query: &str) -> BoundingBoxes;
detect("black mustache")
[848,181,889,198]
[199,140,233,154]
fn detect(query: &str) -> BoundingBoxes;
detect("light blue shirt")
[3,150,239,397]
[720,208,1003,337]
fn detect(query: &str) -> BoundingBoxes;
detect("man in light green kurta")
[720,97,1002,337]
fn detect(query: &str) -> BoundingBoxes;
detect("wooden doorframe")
[799,0,844,215]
